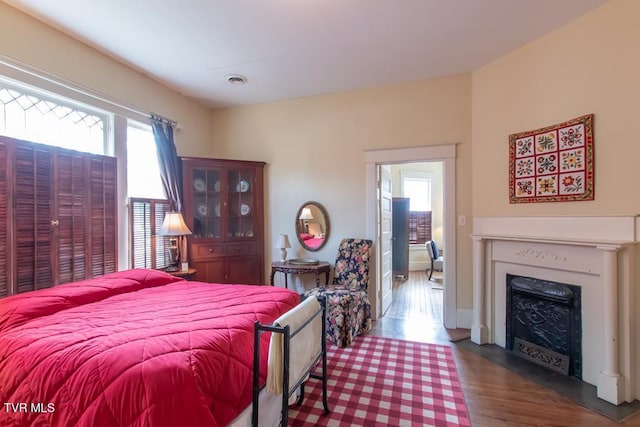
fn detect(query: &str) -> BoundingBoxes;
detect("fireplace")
[505,274,582,378]
[470,215,640,405]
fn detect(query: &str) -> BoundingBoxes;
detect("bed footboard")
[252,295,330,427]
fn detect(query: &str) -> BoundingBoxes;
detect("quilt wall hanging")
[509,114,594,203]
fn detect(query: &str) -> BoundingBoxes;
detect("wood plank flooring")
[367,271,640,427]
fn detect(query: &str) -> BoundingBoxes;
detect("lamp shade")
[275,234,291,249]
[159,212,192,236]
[298,207,314,220]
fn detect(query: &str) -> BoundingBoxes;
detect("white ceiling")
[3,0,608,109]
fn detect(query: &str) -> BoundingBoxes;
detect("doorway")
[387,161,444,325]
[365,144,458,329]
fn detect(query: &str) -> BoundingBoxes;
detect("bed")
[299,232,324,250]
[0,269,299,427]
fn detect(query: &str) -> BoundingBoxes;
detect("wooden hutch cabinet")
[182,157,265,284]
[0,135,117,297]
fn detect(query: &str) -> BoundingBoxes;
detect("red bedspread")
[0,269,299,427]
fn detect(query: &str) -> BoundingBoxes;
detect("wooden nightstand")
[162,268,198,281]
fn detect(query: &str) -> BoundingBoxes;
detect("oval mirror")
[295,201,330,251]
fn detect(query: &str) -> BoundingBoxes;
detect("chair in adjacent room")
[304,238,373,348]
[425,240,443,281]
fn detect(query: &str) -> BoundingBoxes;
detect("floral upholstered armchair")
[304,238,373,348]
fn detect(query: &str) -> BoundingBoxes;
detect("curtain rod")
[0,53,180,128]
[150,113,179,128]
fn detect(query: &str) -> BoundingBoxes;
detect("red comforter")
[0,269,299,427]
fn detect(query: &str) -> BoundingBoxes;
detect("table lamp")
[298,207,314,233]
[159,212,192,271]
[275,234,291,262]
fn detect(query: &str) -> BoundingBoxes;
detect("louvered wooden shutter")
[0,141,8,297]
[55,150,88,285]
[89,156,118,277]
[129,198,171,269]
[408,211,432,244]
[14,142,54,293]
[0,136,118,296]
[154,202,170,268]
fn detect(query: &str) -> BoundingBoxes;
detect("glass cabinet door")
[226,168,255,239]
[191,168,222,239]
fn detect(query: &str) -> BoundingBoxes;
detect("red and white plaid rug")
[289,335,471,426]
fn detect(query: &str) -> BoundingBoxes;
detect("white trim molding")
[365,144,458,328]
[471,215,640,405]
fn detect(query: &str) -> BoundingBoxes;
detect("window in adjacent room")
[127,122,170,269]
[401,172,433,244]
[0,77,109,155]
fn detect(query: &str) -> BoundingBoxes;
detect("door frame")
[379,165,394,315]
[365,144,458,328]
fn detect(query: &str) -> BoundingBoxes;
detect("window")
[0,78,109,155]
[0,67,172,271]
[401,172,433,244]
[402,177,431,211]
[127,122,165,199]
[127,122,169,269]
[129,198,171,269]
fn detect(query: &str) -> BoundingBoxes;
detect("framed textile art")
[509,114,594,203]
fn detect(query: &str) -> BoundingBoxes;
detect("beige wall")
[472,0,640,217]
[211,75,473,306]
[0,2,212,156]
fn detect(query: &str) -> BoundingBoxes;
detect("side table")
[270,261,330,289]
[161,268,198,281]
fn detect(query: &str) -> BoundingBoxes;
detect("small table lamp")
[159,212,192,272]
[298,207,314,233]
[275,234,291,262]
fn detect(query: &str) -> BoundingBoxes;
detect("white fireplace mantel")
[470,216,640,406]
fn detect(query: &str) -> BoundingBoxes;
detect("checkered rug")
[288,335,471,426]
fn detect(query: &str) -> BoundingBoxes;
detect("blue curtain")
[151,115,182,212]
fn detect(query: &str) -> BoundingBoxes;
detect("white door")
[379,165,393,315]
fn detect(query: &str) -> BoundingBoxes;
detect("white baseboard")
[456,309,472,329]
[409,261,428,271]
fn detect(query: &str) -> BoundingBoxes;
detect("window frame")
[0,75,112,156]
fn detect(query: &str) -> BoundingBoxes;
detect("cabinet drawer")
[225,242,257,256]
[191,243,225,260]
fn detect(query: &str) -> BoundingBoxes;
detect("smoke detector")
[226,74,247,85]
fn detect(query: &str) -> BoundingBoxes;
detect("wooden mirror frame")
[295,201,330,251]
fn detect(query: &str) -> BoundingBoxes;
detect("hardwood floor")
[367,271,640,427]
